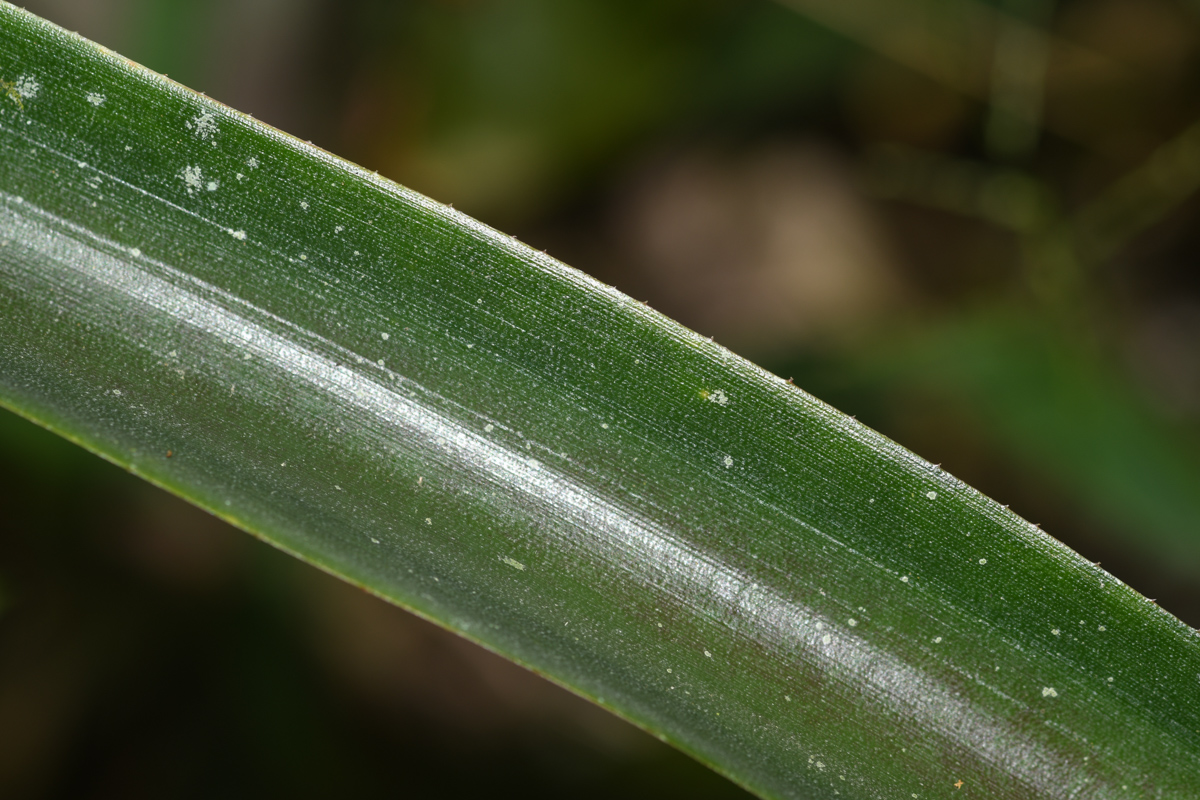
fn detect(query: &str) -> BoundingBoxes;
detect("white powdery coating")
[227,229,247,241]
[723,455,734,468]
[1042,687,1058,698]
[187,110,218,139]
[180,166,203,195]
[708,388,729,406]
[15,75,39,100]
[246,156,259,169]
[927,491,938,500]
[86,92,105,106]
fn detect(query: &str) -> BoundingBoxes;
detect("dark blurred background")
[3,0,1200,796]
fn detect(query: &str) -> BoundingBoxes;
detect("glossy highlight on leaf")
[0,4,1198,798]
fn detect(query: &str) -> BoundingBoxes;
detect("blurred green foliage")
[4,0,1200,796]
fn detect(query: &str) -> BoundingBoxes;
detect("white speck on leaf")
[206,180,219,192]
[16,75,40,99]
[228,229,247,240]
[704,650,712,658]
[247,156,259,169]
[723,455,734,468]
[300,200,309,210]
[335,225,344,233]
[129,248,141,257]
[501,556,526,571]
[901,576,909,583]
[822,634,832,645]
[236,172,245,181]
[180,166,203,195]
[86,92,105,106]
[485,424,494,432]
[979,558,987,565]
[187,110,217,139]
[926,491,938,500]
[5,75,40,107]
[1051,629,1060,636]
[380,332,389,340]
[708,388,729,406]
[1042,687,1058,698]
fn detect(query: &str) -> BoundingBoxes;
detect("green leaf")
[1,4,1197,798]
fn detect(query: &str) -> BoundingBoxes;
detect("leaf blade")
[1,5,1197,798]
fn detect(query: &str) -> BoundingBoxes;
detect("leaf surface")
[1,5,1197,798]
